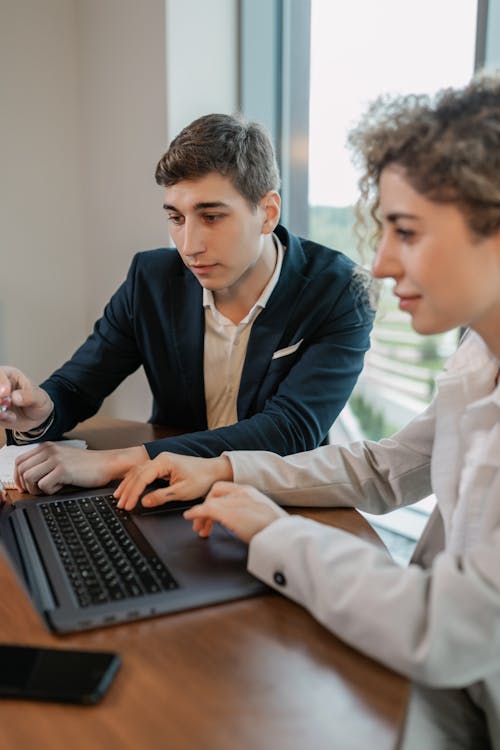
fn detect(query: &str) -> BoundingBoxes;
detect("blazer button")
[273,571,286,586]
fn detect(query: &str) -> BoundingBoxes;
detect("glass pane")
[309,0,477,441]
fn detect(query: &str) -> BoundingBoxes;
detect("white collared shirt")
[436,333,500,556]
[203,234,284,430]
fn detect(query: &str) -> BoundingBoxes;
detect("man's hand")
[0,366,54,432]
[14,443,148,496]
[114,453,233,511]
[183,482,288,543]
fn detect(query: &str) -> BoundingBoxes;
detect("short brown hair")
[155,113,281,208]
[348,70,500,244]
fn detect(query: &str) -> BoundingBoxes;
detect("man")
[0,113,373,495]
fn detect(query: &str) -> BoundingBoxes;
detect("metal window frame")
[482,0,500,67]
[475,0,489,68]
[239,0,311,235]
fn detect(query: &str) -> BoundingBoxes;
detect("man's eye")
[168,215,184,225]
[203,214,223,224]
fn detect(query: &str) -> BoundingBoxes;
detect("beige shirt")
[203,235,284,430]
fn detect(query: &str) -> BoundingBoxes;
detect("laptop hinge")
[9,509,56,612]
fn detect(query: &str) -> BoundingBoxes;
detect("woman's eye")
[396,227,415,240]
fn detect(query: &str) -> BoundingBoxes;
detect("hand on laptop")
[0,366,54,432]
[14,443,149,495]
[114,452,233,511]
[183,482,288,543]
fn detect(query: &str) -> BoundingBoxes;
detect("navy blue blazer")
[37,225,373,458]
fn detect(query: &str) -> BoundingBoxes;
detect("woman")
[116,72,500,746]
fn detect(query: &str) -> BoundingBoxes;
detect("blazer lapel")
[168,272,207,428]
[237,229,308,418]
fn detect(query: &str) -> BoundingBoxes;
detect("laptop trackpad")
[134,512,250,585]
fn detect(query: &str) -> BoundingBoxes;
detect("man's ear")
[481,226,500,268]
[260,191,281,234]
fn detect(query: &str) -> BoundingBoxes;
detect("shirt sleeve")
[248,511,500,688]
[225,399,436,515]
[11,409,55,444]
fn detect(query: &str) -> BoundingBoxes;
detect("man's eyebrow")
[194,201,230,210]
[162,201,230,211]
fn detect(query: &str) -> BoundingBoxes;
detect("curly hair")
[155,113,280,208]
[347,70,500,247]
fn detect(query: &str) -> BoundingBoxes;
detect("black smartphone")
[0,644,121,705]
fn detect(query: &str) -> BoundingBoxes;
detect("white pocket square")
[272,338,304,360]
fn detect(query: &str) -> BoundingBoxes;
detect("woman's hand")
[114,452,233,511]
[184,481,288,543]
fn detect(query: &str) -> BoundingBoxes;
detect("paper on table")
[0,440,87,489]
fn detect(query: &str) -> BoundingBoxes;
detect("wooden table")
[0,417,408,750]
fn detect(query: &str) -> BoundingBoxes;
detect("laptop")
[0,485,268,634]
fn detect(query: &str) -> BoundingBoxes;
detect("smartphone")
[0,644,121,705]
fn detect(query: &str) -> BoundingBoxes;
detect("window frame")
[239,0,311,236]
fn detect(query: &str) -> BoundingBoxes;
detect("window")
[309,0,478,443]
[307,0,478,561]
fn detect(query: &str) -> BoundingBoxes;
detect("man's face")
[163,173,280,298]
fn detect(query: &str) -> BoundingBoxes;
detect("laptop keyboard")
[40,495,179,608]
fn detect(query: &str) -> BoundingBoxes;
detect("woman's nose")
[371,232,402,280]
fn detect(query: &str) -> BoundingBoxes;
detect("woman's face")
[373,167,500,353]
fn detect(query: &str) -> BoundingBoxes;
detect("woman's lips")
[396,294,422,312]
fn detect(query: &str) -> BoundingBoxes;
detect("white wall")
[0,0,239,423]
[0,0,86,380]
[76,0,169,420]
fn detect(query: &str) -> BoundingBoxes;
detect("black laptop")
[0,486,268,634]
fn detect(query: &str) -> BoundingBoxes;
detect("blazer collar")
[237,227,310,418]
[168,269,207,428]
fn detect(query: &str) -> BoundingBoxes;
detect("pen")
[0,396,11,413]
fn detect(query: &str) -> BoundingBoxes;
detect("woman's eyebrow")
[385,212,419,222]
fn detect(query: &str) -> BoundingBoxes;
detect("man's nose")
[180,219,206,258]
